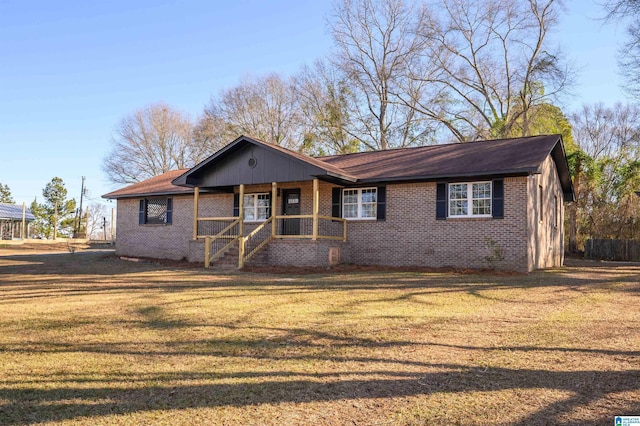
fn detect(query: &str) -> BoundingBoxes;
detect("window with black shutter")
[139,198,172,225]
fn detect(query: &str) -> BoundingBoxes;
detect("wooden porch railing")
[273,215,346,241]
[239,217,274,268]
[203,217,241,268]
[201,214,347,269]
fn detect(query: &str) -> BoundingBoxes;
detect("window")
[139,198,172,225]
[244,193,270,222]
[553,195,558,228]
[448,182,492,217]
[343,188,377,219]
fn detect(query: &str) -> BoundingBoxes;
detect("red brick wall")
[115,195,194,261]
[344,178,530,271]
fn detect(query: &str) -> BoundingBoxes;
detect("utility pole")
[84,207,89,240]
[103,217,107,241]
[75,176,86,238]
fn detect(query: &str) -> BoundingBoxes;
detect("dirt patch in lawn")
[0,250,638,425]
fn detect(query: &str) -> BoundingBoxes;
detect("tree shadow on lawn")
[0,362,637,425]
[1,320,639,424]
[1,251,639,311]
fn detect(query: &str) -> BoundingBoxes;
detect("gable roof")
[104,134,574,201]
[0,203,36,221]
[171,135,357,187]
[102,169,192,199]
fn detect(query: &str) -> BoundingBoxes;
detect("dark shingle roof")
[0,203,36,221]
[104,134,574,201]
[319,134,561,181]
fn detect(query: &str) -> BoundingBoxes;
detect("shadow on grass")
[1,322,639,424]
[1,251,639,424]
[0,363,638,425]
[0,251,638,296]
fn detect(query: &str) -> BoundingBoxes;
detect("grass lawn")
[0,247,638,425]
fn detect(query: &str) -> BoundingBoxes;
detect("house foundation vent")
[328,247,340,266]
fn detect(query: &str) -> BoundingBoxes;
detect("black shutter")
[332,187,342,218]
[376,186,386,221]
[492,179,504,219]
[233,193,240,217]
[436,183,447,220]
[139,199,145,225]
[165,198,173,224]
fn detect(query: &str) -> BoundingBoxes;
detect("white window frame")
[243,193,270,222]
[342,187,377,220]
[448,181,492,218]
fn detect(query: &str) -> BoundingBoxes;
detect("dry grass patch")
[0,248,638,425]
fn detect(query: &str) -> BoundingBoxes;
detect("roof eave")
[550,136,576,202]
[102,189,194,200]
[355,168,537,185]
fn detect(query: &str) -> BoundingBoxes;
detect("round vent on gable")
[248,157,257,168]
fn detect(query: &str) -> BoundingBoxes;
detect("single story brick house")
[103,134,574,272]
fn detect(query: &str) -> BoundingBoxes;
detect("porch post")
[21,203,26,239]
[204,236,210,268]
[271,182,277,238]
[192,186,200,240]
[238,184,245,269]
[312,178,319,241]
[238,184,245,236]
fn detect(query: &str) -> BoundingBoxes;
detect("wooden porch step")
[208,241,270,269]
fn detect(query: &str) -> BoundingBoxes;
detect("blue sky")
[0,0,630,207]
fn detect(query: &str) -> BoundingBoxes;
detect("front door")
[282,188,301,235]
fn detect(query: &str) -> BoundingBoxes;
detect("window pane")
[244,195,255,208]
[472,183,491,199]
[473,199,491,215]
[449,200,467,216]
[343,204,357,218]
[361,189,377,203]
[361,204,376,218]
[257,194,269,207]
[449,184,467,200]
[146,199,168,224]
[257,207,268,220]
[344,190,358,204]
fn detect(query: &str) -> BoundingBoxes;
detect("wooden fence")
[585,239,640,262]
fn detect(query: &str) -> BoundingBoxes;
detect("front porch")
[191,179,347,269]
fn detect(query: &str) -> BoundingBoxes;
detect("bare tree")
[604,0,640,98]
[571,102,640,161]
[568,102,640,246]
[192,111,231,158]
[403,0,570,141]
[85,203,110,240]
[294,60,361,155]
[103,103,195,184]
[329,0,433,150]
[198,74,306,151]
